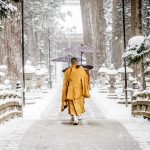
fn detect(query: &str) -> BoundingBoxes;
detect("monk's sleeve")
[81,70,90,98]
[61,70,69,111]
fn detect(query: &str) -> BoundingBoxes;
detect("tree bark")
[112,0,124,69]
[131,0,142,36]
[80,0,93,65]
[3,1,22,88]
[89,0,106,66]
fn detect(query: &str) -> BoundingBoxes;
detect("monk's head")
[71,57,78,66]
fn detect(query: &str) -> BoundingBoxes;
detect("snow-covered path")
[0,84,149,150]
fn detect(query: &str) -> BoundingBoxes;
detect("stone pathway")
[0,88,141,150]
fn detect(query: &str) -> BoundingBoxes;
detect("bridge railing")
[0,91,22,124]
[132,90,150,119]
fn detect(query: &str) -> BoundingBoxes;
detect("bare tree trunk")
[3,1,22,88]
[141,0,150,36]
[90,0,106,66]
[112,0,124,69]
[80,0,93,65]
[131,0,142,36]
[131,0,145,90]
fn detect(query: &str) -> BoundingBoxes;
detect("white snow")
[98,67,108,73]
[123,35,150,61]
[0,71,5,76]
[128,36,145,49]
[0,91,52,149]
[20,60,35,74]
[106,69,118,75]
[0,64,149,150]
[0,0,17,13]
[92,87,150,150]
[118,67,133,73]
[133,89,150,97]
[0,65,7,71]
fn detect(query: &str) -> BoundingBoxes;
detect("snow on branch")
[0,0,17,20]
[123,36,150,66]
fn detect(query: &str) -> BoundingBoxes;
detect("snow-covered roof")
[118,67,133,73]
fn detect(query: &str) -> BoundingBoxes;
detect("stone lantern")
[40,63,49,92]
[106,65,118,99]
[22,60,35,92]
[34,62,48,92]
[118,66,133,102]
[98,64,108,93]
[128,74,135,88]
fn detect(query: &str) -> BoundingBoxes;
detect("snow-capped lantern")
[106,64,118,80]
[118,66,133,81]
[98,64,108,79]
[21,60,35,91]
[106,64,118,99]
[128,74,135,89]
[98,64,108,74]
[117,67,133,101]
[98,64,108,93]
[24,61,35,79]
[34,62,49,90]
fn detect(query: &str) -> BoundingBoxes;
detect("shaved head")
[71,57,78,65]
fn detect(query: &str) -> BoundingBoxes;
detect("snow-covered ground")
[0,79,150,150]
[92,87,150,150]
[0,88,55,149]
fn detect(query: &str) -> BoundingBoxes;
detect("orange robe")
[61,65,90,116]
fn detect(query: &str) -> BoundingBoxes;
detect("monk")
[61,58,90,125]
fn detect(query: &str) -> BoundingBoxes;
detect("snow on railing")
[132,90,150,120]
[0,91,22,124]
